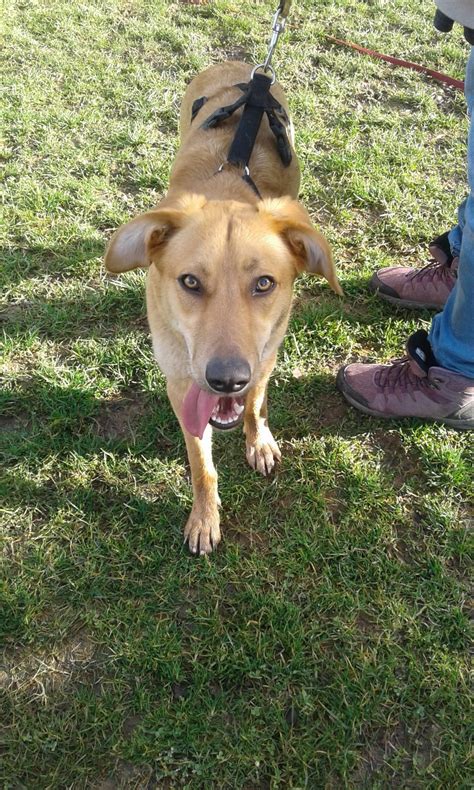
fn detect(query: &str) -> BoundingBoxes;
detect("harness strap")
[242,171,262,197]
[266,107,292,166]
[197,75,292,167]
[201,91,249,130]
[227,72,274,168]
[191,95,208,122]
[192,72,292,196]
[214,163,262,199]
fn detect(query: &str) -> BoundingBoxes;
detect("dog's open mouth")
[182,382,245,439]
[209,396,245,431]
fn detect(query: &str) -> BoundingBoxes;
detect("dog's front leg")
[167,380,221,555]
[244,354,281,477]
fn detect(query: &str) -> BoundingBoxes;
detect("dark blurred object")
[434,8,474,44]
[434,9,455,31]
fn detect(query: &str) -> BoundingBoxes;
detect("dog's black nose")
[205,357,251,393]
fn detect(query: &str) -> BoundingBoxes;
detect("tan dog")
[105,62,341,554]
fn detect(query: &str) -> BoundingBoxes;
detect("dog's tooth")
[234,403,244,415]
[214,415,240,426]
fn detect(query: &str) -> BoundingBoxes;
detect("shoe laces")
[406,259,455,286]
[374,357,437,395]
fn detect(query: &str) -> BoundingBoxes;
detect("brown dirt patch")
[94,394,149,441]
[0,414,25,432]
[96,760,153,790]
[217,45,251,62]
[370,429,422,486]
[351,721,440,786]
[1,628,101,700]
[313,391,349,428]
[224,521,269,551]
[121,714,144,740]
[354,611,379,635]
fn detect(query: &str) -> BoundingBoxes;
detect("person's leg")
[337,49,474,427]
[336,328,474,429]
[429,201,474,376]
[446,198,466,259]
[429,47,474,378]
[369,51,474,311]
[433,195,467,263]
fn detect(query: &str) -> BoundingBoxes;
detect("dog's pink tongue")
[182,382,220,439]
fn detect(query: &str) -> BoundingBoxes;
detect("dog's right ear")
[104,194,207,273]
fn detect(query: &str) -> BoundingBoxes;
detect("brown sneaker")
[337,330,474,429]
[370,236,457,309]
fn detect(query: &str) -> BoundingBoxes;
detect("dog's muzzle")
[182,380,247,439]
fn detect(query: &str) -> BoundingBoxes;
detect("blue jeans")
[429,48,474,378]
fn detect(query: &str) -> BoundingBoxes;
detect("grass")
[1,0,473,787]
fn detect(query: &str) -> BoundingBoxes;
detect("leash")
[326,36,465,92]
[192,0,293,198]
[257,0,292,81]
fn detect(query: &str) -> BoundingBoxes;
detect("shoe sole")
[336,368,473,430]
[369,275,444,311]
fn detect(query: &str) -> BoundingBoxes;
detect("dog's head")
[105,194,341,438]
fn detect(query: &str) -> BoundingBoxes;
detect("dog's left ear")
[258,198,343,295]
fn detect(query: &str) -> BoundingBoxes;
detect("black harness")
[191,71,292,198]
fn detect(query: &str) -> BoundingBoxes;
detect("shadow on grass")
[1,377,175,464]
[2,294,148,341]
[1,363,421,509]
[1,363,397,454]
[3,275,422,346]
[2,254,147,342]
[1,240,106,289]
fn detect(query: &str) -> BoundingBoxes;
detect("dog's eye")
[180,274,201,292]
[254,276,275,295]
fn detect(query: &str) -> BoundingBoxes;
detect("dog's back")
[171,61,301,200]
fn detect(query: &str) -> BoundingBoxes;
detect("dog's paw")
[184,507,221,555]
[246,426,281,476]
